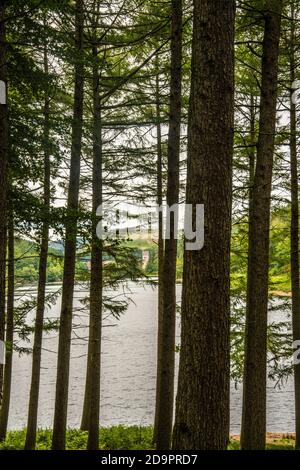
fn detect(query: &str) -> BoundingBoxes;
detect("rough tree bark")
[86,21,103,451]
[155,0,182,450]
[80,4,103,441]
[172,0,235,450]
[153,60,164,445]
[240,0,283,450]
[25,39,51,450]
[289,2,300,450]
[0,209,14,441]
[0,0,8,397]
[249,94,257,191]
[52,0,84,450]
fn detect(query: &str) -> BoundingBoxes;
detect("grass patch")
[0,428,296,450]
[0,426,153,450]
[229,435,295,450]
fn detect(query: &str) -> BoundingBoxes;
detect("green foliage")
[100,426,153,450]
[231,208,292,296]
[14,238,64,284]
[228,436,295,451]
[0,426,154,450]
[145,247,157,275]
[0,428,296,450]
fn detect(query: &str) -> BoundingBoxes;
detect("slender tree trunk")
[172,0,235,450]
[153,63,164,445]
[156,0,182,450]
[289,3,300,450]
[25,42,51,450]
[80,337,92,430]
[249,94,256,190]
[86,36,103,451]
[80,330,92,430]
[290,71,300,451]
[81,5,103,440]
[240,0,283,450]
[0,210,14,441]
[0,0,8,397]
[248,94,256,244]
[52,0,84,450]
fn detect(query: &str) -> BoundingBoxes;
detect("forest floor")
[270,291,292,297]
[0,427,296,450]
[229,433,295,450]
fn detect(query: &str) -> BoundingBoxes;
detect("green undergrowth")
[228,437,295,450]
[0,427,296,450]
[0,426,153,450]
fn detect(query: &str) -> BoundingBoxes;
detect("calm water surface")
[8,283,295,434]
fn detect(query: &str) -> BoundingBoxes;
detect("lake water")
[8,283,295,434]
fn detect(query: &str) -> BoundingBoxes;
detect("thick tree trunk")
[0,210,14,441]
[240,0,282,450]
[289,4,300,450]
[52,0,84,450]
[172,0,235,450]
[153,64,164,445]
[25,42,51,450]
[0,1,8,397]
[156,0,182,450]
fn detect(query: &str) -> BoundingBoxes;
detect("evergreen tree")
[173,0,235,450]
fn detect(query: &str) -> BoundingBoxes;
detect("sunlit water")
[8,283,295,434]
